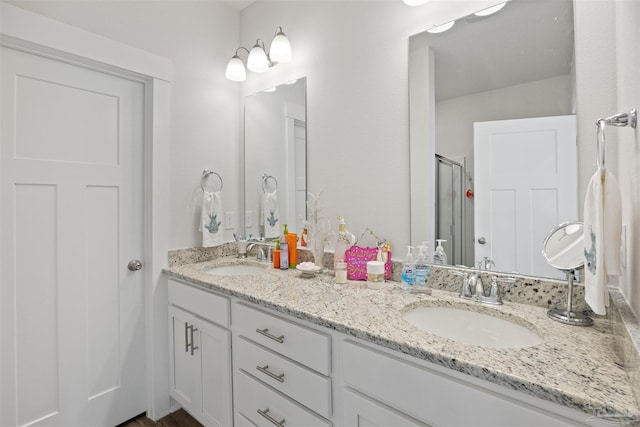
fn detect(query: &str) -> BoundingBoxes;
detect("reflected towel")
[583,167,621,315]
[261,191,279,239]
[201,190,224,247]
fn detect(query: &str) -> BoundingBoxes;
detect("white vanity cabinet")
[232,302,333,426]
[168,279,233,427]
[340,339,602,427]
[165,277,614,427]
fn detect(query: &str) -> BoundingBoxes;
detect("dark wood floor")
[117,409,202,427]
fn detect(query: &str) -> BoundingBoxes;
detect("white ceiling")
[410,0,574,101]
[221,0,256,11]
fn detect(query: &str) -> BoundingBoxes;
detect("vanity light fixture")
[225,26,292,82]
[474,2,508,17]
[426,21,455,34]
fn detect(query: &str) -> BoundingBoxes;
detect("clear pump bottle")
[401,246,415,292]
[334,216,353,272]
[414,244,431,294]
[432,239,448,265]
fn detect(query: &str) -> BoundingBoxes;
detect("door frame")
[0,3,173,421]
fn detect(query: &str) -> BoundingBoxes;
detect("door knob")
[128,260,143,271]
[477,237,486,245]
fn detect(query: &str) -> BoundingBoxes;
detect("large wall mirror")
[244,77,307,239]
[409,0,576,279]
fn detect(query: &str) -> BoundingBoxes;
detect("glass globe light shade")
[225,55,246,81]
[270,32,292,63]
[247,44,269,73]
[403,0,430,5]
[474,2,507,17]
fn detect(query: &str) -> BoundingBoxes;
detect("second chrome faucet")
[454,259,514,305]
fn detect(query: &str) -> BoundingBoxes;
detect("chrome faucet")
[456,258,513,305]
[247,242,270,262]
[465,260,486,299]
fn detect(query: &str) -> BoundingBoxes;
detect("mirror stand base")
[547,309,593,326]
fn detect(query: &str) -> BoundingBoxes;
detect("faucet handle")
[488,276,515,303]
[452,271,472,298]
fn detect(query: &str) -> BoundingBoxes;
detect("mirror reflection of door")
[474,115,578,279]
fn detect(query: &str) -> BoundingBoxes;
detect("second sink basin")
[206,264,266,276]
[402,305,542,349]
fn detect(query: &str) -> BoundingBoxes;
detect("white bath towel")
[583,167,621,315]
[261,191,279,239]
[201,190,224,247]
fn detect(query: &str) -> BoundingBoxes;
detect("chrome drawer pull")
[256,365,285,383]
[257,408,285,426]
[256,328,285,343]
[189,325,198,355]
[184,322,189,353]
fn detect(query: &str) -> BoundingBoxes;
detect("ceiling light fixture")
[225,26,292,82]
[426,20,455,34]
[474,2,507,17]
[402,0,430,6]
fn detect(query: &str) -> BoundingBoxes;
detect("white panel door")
[1,46,145,427]
[474,115,577,279]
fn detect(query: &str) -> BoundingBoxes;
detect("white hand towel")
[201,190,224,247]
[583,167,621,315]
[261,191,279,239]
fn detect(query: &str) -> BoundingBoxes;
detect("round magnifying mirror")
[542,220,592,327]
[541,221,584,271]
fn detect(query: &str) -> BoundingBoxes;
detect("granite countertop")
[165,257,640,424]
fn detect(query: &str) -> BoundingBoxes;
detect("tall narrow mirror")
[244,78,307,239]
[409,0,575,279]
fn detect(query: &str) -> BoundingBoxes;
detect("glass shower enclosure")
[435,154,466,266]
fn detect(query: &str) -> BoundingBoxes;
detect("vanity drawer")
[236,371,331,427]
[168,279,230,328]
[235,336,332,418]
[342,340,575,426]
[234,303,331,375]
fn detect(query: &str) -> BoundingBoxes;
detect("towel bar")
[595,108,637,168]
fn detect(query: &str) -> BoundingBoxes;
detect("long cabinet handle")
[257,408,285,427]
[184,322,190,353]
[256,365,285,383]
[256,328,284,344]
[189,325,198,355]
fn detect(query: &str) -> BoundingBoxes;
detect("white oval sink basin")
[402,306,542,349]
[206,264,266,276]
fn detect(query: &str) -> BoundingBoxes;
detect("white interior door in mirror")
[474,115,577,279]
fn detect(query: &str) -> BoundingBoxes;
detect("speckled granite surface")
[165,254,640,424]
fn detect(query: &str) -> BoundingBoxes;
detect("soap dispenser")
[401,246,415,291]
[432,239,448,265]
[334,216,354,271]
[414,245,431,293]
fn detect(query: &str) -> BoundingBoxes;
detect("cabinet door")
[169,306,202,415]
[343,389,427,427]
[200,319,233,427]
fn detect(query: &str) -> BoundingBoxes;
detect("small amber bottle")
[273,239,281,269]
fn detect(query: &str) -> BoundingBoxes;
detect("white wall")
[613,0,640,318]
[6,0,638,315]
[238,0,499,253]
[575,0,639,317]
[4,0,243,250]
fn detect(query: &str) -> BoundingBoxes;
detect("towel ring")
[262,174,278,194]
[201,169,223,192]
